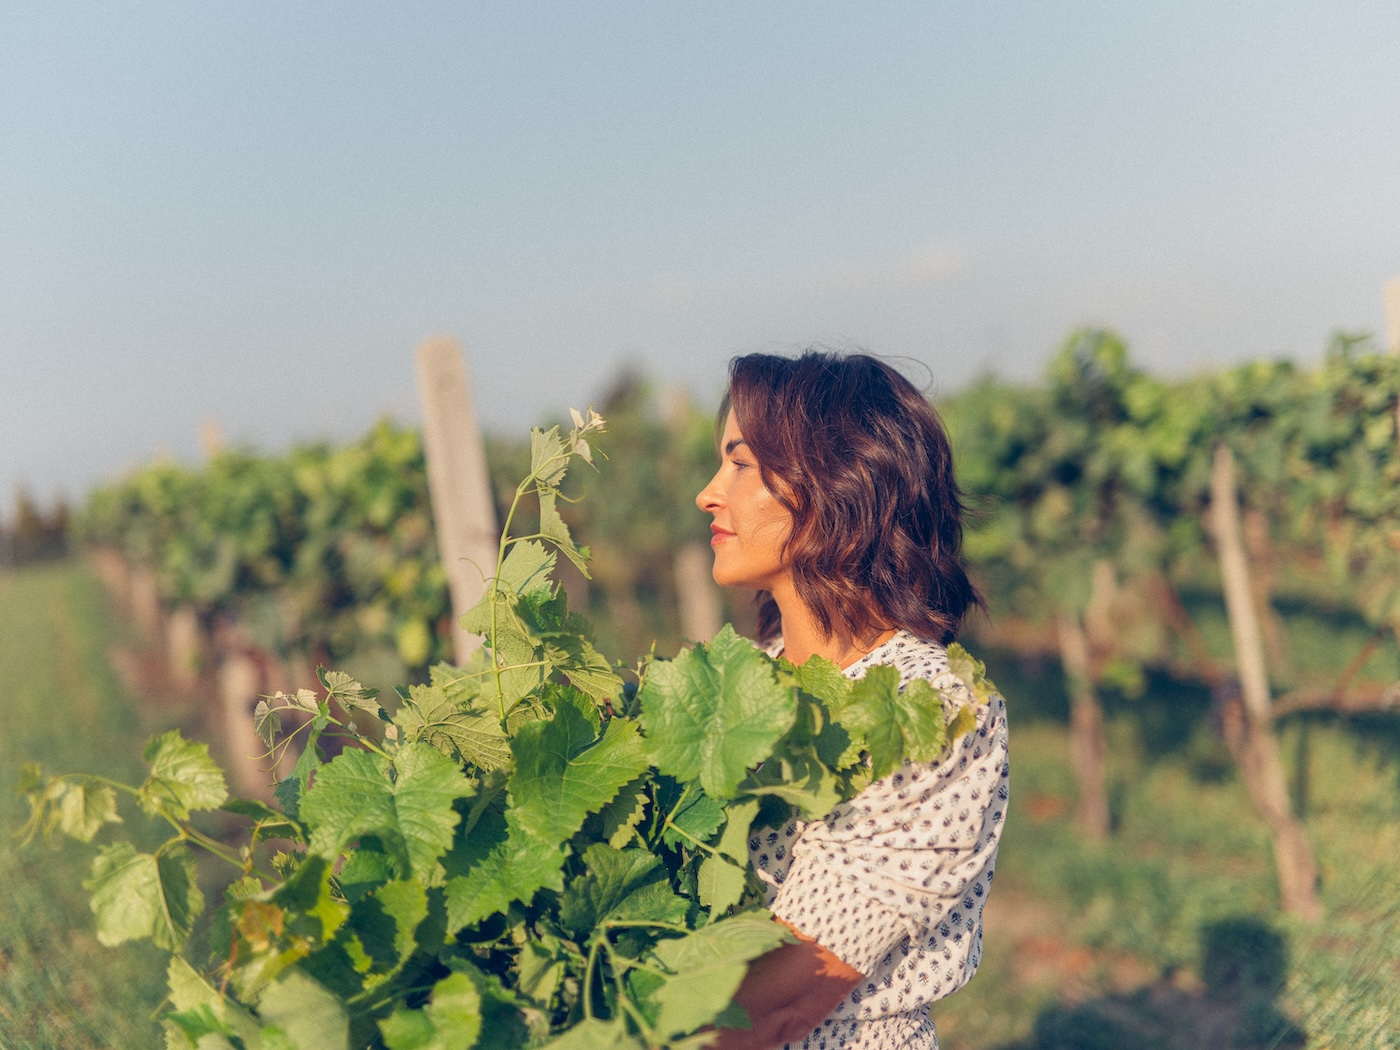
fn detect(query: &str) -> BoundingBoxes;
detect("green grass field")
[2,562,1397,1049]
[0,563,169,1047]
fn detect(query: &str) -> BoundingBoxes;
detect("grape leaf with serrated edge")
[648,913,794,1038]
[395,680,513,772]
[508,703,650,848]
[443,812,566,932]
[825,666,950,782]
[83,841,203,950]
[52,778,122,843]
[640,626,797,800]
[380,971,482,1050]
[301,743,469,883]
[138,731,228,820]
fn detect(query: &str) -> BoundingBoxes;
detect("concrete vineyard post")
[1057,603,1109,841]
[128,564,162,639]
[166,605,203,690]
[218,650,269,800]
[1209,444,1322,921]
[674,541,722,644]
[415,338,500,664]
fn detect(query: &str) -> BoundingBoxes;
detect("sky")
[3,2,1399,507]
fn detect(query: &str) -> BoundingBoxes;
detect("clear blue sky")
[3,1,1398,506]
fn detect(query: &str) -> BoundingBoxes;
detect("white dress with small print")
[748,630,1011,1050]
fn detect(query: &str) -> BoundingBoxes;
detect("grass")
[0,562,170,1048]
[931,649,1400,1050]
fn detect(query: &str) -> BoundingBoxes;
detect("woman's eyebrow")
[724,438,748,456]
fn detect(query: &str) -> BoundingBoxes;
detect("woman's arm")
[708,921,863,1050]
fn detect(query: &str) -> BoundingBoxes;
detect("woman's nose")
[696,469,723,512]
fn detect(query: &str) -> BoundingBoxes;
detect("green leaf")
[460,591,548,709]
[139,730,229,819]
[946,642,999,706]
[640,626,797,799]
[274,775,303,821]
[84,841,203,950]
[516,936,566,1007]
[559,845,685,941]
[660,784,725,851]
[785,653,850,709]
[544,681,602,734]
[54,779,121,842]
[318,667,380,713]
[508,703,650,847]
[829,667,949,781]
[713,798,759,865]
[165,957,261,1048]
[380,971,482,1050]
[947,703,978,744]
[164,1006,239,1049]
[530,426,571,489]
[345,878,429,981]
[649,913,793,1038]
[697,799,759,916]
[594,775,649,849]
[396,681,513,773]
[741,748,842,820]
[301,743,469,883]
[696,855,747,916]
[517,593,623,704]
[538,488,591,578]
[257,969,349,1050]
[446,963,529,1050]
[444,813,566,932]
[254,700,282,751]
[496,538,556,598]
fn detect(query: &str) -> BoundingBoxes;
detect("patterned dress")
[747,630,1011,1050]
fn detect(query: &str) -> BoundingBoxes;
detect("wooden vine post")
[664,387,724,646]
[415,337,500,664]
[1056,558,1114,842]
[1057,609,1109,841]
[674,541,723,644]
[1209,444,1322,921]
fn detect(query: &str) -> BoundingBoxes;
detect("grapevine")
[23,411,995,1050]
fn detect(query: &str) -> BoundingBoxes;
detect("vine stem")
[260,701,392,762]
[157,812,276,882]
[603,919,691,933]
[488,438,579,720]
[582,933,604,1021]
[662,820,722,857]
[602,939,660,1044]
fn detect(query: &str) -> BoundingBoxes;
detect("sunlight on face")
[694,410,794,593]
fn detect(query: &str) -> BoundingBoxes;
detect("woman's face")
[695,410,794,593]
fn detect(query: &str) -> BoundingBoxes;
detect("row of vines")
[74,334,1400,702]
[36,330,1400,1046]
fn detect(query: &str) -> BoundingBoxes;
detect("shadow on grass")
[993,916,1305,1050]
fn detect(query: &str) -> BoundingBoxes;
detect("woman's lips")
[710,524,735,545]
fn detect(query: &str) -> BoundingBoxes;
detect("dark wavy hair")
[722,351,982,645]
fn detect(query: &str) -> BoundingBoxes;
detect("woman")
[695,351,1010,1050]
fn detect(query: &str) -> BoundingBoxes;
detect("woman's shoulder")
[842,629,949,688]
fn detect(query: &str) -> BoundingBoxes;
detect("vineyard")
[8,331,1400,1048]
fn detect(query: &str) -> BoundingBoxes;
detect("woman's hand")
[705,920,863,1050]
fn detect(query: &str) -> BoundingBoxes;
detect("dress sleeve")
[768,694,1010,977]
